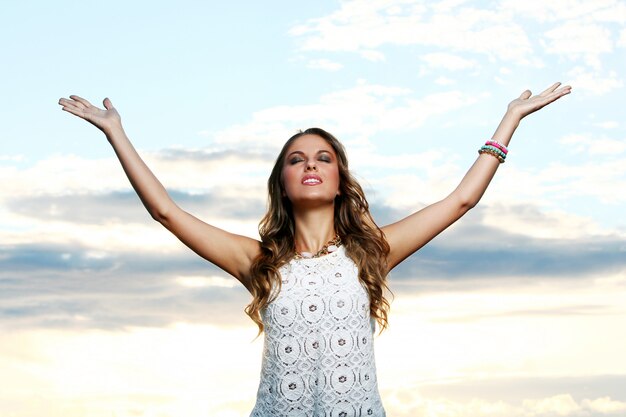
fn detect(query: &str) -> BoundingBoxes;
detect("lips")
[302,174,322,185]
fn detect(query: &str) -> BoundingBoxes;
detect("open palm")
[508,82,572,120]
[58,95,121,134]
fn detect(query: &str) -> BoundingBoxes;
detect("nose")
[305,160,317,171]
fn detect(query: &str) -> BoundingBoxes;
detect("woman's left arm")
[382,82,572,271]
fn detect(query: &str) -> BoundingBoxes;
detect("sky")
[1,0,626,416]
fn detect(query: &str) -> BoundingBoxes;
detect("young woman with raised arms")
[59,82,571,416]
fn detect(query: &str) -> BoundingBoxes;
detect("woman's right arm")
[58,95,260,289]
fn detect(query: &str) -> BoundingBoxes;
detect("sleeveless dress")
[250,245,386,417]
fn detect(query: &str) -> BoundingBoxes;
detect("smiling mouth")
[302,178,322,185]
[302,175,322,185]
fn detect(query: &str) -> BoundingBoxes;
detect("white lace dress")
[250,245,386,417]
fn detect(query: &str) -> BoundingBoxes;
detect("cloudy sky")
[1,1,626,416]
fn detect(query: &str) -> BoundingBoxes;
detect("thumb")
[519,90,532,100]
[103,97,114,110]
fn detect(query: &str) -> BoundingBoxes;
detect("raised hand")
[58,95,122,135]
[507,82,572,120]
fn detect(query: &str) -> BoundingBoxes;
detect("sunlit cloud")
[175,275,239,288]
[0,324,262,417]
[377,392,626,417]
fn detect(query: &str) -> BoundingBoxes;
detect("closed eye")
[289,157,304,165]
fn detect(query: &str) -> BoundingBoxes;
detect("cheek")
[281,167,296,195]
[329,170,341,196]
[330,167,340,186]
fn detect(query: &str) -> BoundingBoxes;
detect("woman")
[58,82,571,416]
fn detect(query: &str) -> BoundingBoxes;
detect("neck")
[292,204,336,254]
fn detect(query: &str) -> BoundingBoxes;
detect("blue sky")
[1,1,626,416]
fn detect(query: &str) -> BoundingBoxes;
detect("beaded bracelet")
[485,140,508,154]
[478,148,505,163]
[478,139,507,163]
[481,145,507,158]
[478,147,505,163]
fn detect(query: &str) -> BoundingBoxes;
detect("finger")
[60,105,88,119]
[58,98,84,111]
[544,85,572,102]
[103,97,114,110]
[539,82,561,96]
[519,90,532,100]
[558,85,572,94]
[69,95,93,108]
[538,85,572,107]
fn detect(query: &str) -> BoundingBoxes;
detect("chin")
[289,195,336,210]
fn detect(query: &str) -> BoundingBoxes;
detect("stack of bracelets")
[478,139,508,163]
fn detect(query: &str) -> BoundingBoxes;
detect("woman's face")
[281,134,340,208]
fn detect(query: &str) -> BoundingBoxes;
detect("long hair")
[245,128,391,335]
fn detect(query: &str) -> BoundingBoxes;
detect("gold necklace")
[294,234,342,259]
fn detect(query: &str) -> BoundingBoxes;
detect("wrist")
[502,108,522,126]
[104,123,125,141]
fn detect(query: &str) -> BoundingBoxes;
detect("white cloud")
[0,325,262,417]
[175,275,238,288]
[0,151,270,199]
[501,156,626,207]
[288,0,626,73]
[4,322,626,417]
[560,133,626,155]
[593,121,619,129]
[307,58,343,71]
[619,28,626,47]
[566,67,623,95]
[499,0,626,23]
[289,1,535,65]
[211,81,479,150]
[360,49,386,61]
[542,22,613,68]
[592,2,626,23]
[435,76,456,85]
[0,154,25,162]
[420,52,477,71]
[523,395,582,416]
[583,397,626,414]
[481,203,614,239]
[431,0,471,13]
[378,390,626,417]
[0,150,269,250]
[539,159,626,204]
[559,133,591,153]
[0,155,128,197]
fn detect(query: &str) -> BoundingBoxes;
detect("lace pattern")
[250,246,386,417]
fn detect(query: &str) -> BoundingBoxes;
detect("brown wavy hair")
[245,128,392,336]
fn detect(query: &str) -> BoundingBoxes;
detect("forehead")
[285,134,336,155]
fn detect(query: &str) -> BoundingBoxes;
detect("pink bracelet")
[486,140,508,154]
